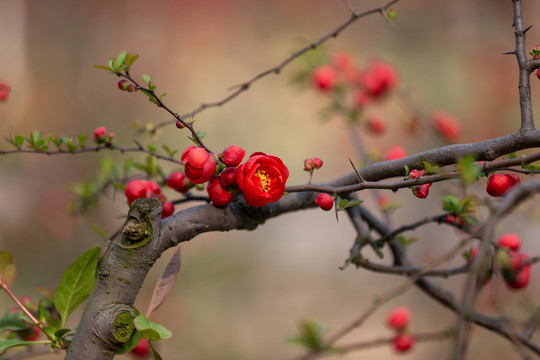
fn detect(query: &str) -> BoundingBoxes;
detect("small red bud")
[0,81,11,102]
[130,338,151,357]
[126,84,136,92]
[384,146,407,161]
[393,333,414,353]
[117,79,128,90]
[312,65,337,91]
[161,201,174,219]
[175,120,185,129]
[486,174,512,197]
[365,116,386,135]
[412,184,429,199]
[386,306,411,331]
[315,193,333,211]
[497,233,521,252]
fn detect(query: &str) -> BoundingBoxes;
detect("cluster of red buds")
[407,169,432,199]
[93,126,115,145]
[386,306,414,353]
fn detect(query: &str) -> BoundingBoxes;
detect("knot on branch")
[118,198,162,249]
[93,303,136,349]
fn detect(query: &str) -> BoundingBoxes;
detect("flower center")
[256,169,271,192]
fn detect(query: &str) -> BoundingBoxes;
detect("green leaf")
[159,92,166,99]
[14,135,23,149]
[140,89,158,104]
[150,341,164,360]
[67,142,78,153]
[0,310,28,332]
[93,65,112,71]
[0,339,45,353]
[161,145,177,157]
[422,161,440,174]
[78,135,87,149]
[286,320,328,352]
[196,131,206,140]
[116,330,143,355]
[54,246,100,328]
[404,165,410,176]
[441,195,460,214]
[0,252,16,287]
[458,154,480,185]
[124,53,139,71]
[142,74,152,87]
[386,8,398,21]
[133,315,172,341]
[339,200,363,210]
[116,51,127,69]
[147,143,157,153]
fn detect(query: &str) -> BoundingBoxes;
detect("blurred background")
[1,0,540,359]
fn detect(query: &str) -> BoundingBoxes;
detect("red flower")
[0,82,11,102]
[432,110,461,142]
[387,306,411,331]
[393,334,414,353]
[207,177,234,207]
[124,179,161,205]
[497,233,521,252]
[486,173,520,197]
[315,193,333,211]
[235,152,289,207]
[365,116,386,135]
[130,338,151,357]
[220,167,237,186]
[221,145,246,167]
[312,65,337,91]
[181,146,217,184]
[167,171,189,193]
[359,60,399,98]
[384,146,407,161]
[161,201,174,219]
[93,126,107,143]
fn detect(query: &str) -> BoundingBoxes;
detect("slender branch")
[512,0,535,131]
[0,283,39,325]
[142,0,401,134]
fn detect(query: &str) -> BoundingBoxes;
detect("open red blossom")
[312,65,337,91]
[207,177,234,207]
[315,193,333,211]
[432,110,461,142]
[0,82,11,102]
[181,146,217,184]
[221,145,246,167]
[235,152,289,207]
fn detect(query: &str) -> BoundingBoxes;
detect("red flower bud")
[386,306,411,331]
[145,181,161,196]
[384,146,407,161]
[486,174,512,197]
[315,193,334,211]
[130,338,151,357]
[167,171,189,193]
[117,79,128,90]
[497,233,521,252]
[312,65,337,91]
[365,116,386,135]
[432,110,461,142]
[311,157,323,169]
[221,145,246,167]
[505,173,521,186]
[207,177,233,207]
[125,179,147,205]
[393,333,414,353]
[408,169,423,179]
[181,146,217,184]
[126,84,136,92]
[412,184,429,199]
[331,51,354,71]
[530,44,540,59]
[503,252,531,290]
[18,326,41,341]
[359,60,399,98]
[220,167,237,186]
[0,81,11,102]
[93,126,107,143]
[175,120,185,129]
[161,201,174,219]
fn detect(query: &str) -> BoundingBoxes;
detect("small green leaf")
[67,142,78,153]
[93,65,112,71]
[0,310,28,332]
[14,135,24,149]
[78,135,87,149]
[507,152,517,159]
[133,315,172,341]
[140,89,158,104]
[116,330,143,355]
[142,74,152,87]
[54,246,100,328]
[161,145,177,157]
[386,8,398,21]
[0,339,45,353]
[116,51,127,68]
[124,53,139,71]
[339,200,363,210]
[159,92,166,99]
[286,320,328,352]
[0,252,16,287]
[458,154,480,184]
[404,165,410,176]
[422,161,440,174]
[147,143,157,153]
[196,131,206,140]
[150,342,164,360]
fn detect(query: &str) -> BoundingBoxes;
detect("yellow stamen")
[256,169,271,192]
